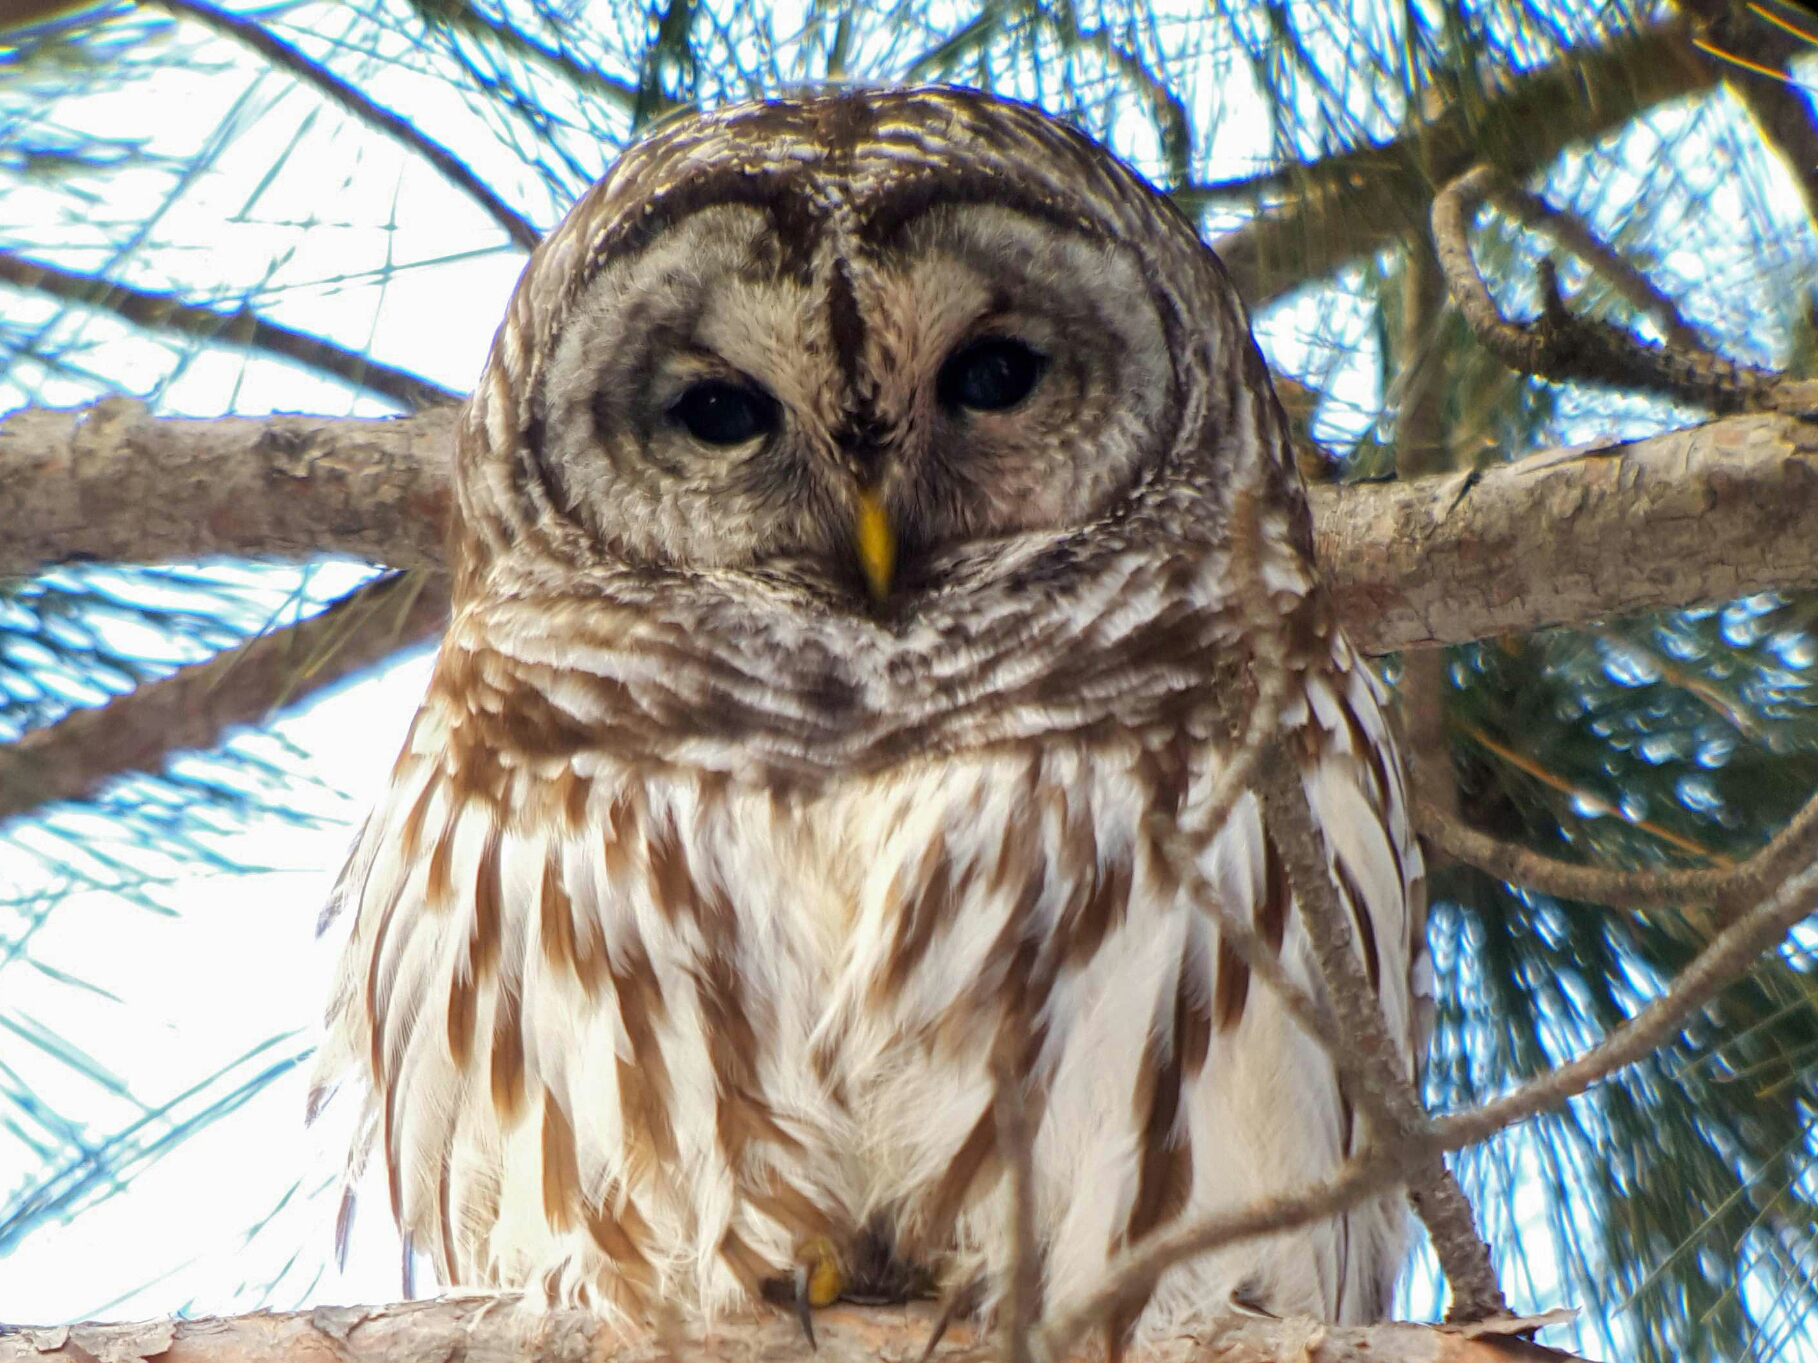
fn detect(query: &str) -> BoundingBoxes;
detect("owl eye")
[937,338,1046,412]
[668,380,778,446]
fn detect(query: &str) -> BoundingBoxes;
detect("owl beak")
[853,488,896,603]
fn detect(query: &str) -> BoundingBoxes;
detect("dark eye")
[668,380,778,445]
[937,337,1046,412]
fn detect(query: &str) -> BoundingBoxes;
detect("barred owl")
[313,87,1425,1340]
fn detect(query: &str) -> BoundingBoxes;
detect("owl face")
[484,90,1232,612]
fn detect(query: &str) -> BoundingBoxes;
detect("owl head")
[454,87,1301,615]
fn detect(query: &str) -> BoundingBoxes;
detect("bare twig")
[0,571,447,826]
[1431,164,1782,413]
[0,253,458,413]
[1038,1152,1411,1361]
[1417,779,1818,924]
[1051,832,1818,1353]
[1429,847,1818,1149]
[1484,181,1703,352]
[1255,759,1505,1321]
[152,0,541,252]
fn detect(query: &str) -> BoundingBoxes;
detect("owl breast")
[321,621,1414,1333]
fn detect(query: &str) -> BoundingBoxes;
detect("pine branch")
[0,571,447,826]
[0,1298,1587,1363]
[1431,165,1782,412]
[414,3,639,114]
[1417,776,1818,923]
[1429,846,1818,1150]
[0,399,455,573]
[151,0,541,251]
[1312,407,1818,651]
[9,401,1818,653]
[1203,18,1744,309]
[0,254,459,412]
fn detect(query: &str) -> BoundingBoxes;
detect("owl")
[312,87,1426,1342]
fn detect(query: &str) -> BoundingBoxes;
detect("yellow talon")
[803,1234,844,1307]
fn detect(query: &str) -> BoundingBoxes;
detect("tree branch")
[1431,165,1781,412]
[8,401,1818,654]
[1257,759,1506,1323]
[1429,846,1818,1150]
[0,254,459,413]
[0,399,456,573]
[0,571,447,826]
[0,1298,1585,1363]
[1204,19,1742,309]
[152,0,541,252]
[1417,780,1818,923]
[1313,409,1818,651]
[1482,181,1704,353]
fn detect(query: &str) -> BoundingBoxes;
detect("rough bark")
[0,399,456,574]
[1321,411,1818,650]
[7,399,1818,656]
[0,1299,1581,1363]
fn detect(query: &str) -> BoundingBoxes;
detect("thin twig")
[1429,848,1818,1149]
[0,571,447,827]
[1417,778,1818,923]
[1430,163,1781,413]
[1246,382,1501,1317]
[1257,763,1506,1322]
[1483,181,1703,352]
[1038,1151,1411,1361]
[0,252,457,412]
[153,0,541,252]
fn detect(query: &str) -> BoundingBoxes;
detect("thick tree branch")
[0,572,447,825]
[153,0,541,251]
[1314,410,1818,650]
[0,1299,1583,1363]
[0,400,455,573]
[8,402,1818,654]
[0,254,459,413]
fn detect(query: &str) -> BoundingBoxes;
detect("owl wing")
[311,630,843,1318]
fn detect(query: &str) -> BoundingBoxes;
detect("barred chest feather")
[315,615,1421,1337]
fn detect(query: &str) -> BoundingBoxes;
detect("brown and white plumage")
[312,87,1426,1337]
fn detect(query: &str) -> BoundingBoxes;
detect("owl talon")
[793,1265,818,1350]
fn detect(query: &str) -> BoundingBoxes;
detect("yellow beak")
[853,489,896,603]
